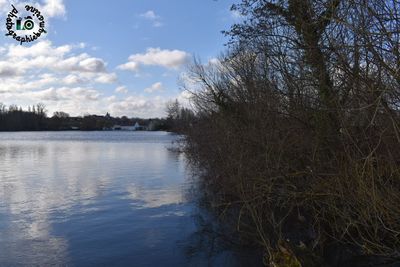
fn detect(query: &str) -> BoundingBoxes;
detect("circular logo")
[5,4,47,45]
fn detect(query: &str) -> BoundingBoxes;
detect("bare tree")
[184,0,400,265]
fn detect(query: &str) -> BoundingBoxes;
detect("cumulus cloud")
[0,0,66,18]
[144,82,164,93]
[140,10,158,20]
[63,74,85,85]
[95,73,117,84]
[118,48,189,72]
[0,87,101,112]
[41,0,66,18]
[7,40,71,59]
[176,90,192,107]
[78,58,106,72]
[0,36,186,118]
[59,72,116,86]
[115,86,128,94]
[0,40,120,110]
[0,62,21,77]
[26,87,101,102]
[0,84,180,118]
[140,10,163,27]
[0,0,8,11]
[0,41,112,77]
[108,95,168,118]
[117,61,140,72]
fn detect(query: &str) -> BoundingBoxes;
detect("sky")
[0,0,242,118]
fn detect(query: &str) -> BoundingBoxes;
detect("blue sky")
[0,0,241,117]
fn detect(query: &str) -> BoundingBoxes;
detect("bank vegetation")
[181,0,400,266]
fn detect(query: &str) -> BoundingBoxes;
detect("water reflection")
[0,132,195,266]
[0,131,262,266]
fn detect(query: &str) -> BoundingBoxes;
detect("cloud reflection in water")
[0,132,194,266]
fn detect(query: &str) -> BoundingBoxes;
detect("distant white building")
[112,122,143,131]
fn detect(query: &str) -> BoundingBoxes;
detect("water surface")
[0,131,204,266]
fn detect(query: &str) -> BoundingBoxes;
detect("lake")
[0,131,255,267]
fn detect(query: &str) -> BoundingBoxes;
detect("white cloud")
[0,38,186,118]
[78,58,106,73]
[7,40,71,59]
[0,0,8,11]
[61,72,116,85]
[140,10,163,27]
[140,10,158,20]
[95,73,117,84]
[115,86,128,94]
[118,48,189,72]
[28,87,101,102]
[0,74,57,93]
[108,95,168,118]
[0,62,21,77]
[41,0,66,18]
[63,74,85,85]
[208,57,221,66]
[177,90,192,107]
[0,0,66,18]
[0,84,179,118]
[0,39,124,116]
[117,61,140,72]
[144,82,164,93]
[1,41,110,75]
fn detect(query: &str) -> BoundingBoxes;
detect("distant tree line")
[0,103,171,131]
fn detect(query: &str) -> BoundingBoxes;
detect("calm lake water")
[0,131,252,267]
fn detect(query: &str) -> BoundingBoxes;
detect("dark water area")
[0,131,260,266]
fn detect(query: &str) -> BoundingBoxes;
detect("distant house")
[112,122,145,131]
